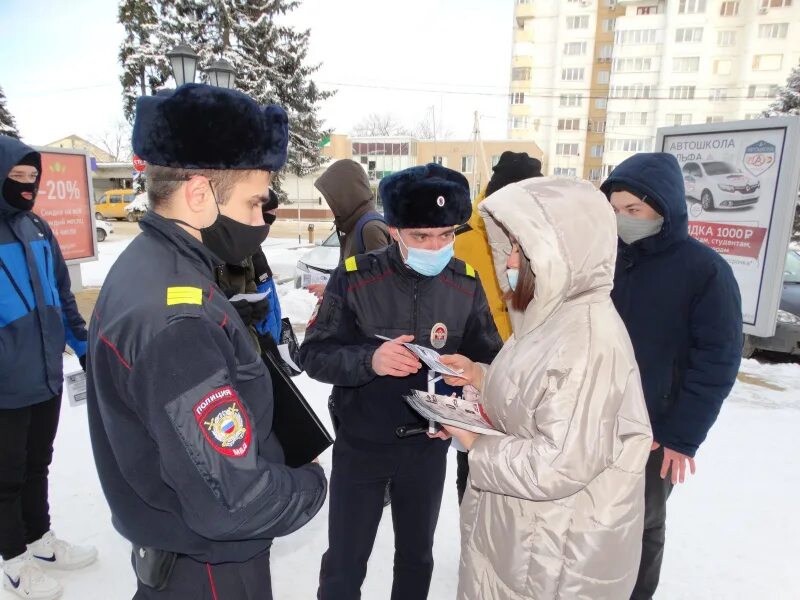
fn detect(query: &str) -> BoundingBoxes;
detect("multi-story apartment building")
[510,0,800,184]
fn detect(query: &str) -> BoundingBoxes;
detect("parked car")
[124,192,149,221]
[742,249,800,358]
[96,219,114,243]
[95,188,136,221]
[682,161,760,211]
[294,229,340,288]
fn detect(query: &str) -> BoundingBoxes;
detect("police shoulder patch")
[451,259,476,279]
[194,386,251,458]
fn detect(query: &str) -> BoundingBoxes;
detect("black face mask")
[171,187,269,265]
[3,178,39,212]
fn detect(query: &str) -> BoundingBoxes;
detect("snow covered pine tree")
[0,86,21,139]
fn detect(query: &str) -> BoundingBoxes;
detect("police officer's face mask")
[174,184,270,264]
[397,232,454,277]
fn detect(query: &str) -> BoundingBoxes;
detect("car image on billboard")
[682,160,761,211]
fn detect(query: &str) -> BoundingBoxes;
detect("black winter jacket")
[86,212,326,563]
[602,153,742,457]
[299,244,503,444]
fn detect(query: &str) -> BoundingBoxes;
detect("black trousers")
[132,550,272,600]
[0,396,61,561]
[318,433,449,600]
[631,447,675,600]
[456,450,469,505]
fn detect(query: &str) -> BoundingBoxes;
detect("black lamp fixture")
[166,44,199,87]
[205,58,237,90]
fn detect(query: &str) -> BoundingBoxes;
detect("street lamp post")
[205,59,237,90]
[166,44,199,87]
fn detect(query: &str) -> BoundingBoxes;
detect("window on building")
[589,119,607,133]
[744,113,762,120]
[516,0,531,4]
[614,29,658,45]
[461,155,474,172]
[717,30,737,47]
[595,97,608,109]
[615,112,648,126]
[602,19,616,32]
[511,92,525,104]
[752,54,783,71]
[608,138,650,152]
[675,27,703,42]
[669,86,696,99]
[432,156,448,167]
[564,41,587,55]
[759,23,789,38]
[591,144,604,158]
[713,59,732,75]
[556,143,580,156]
[567,15,590,29]
[610,85,652,99]
[706,116,724,123]
[637,6,656,14]
[597,71,610,84]
[511,67,531,81]
[748,84,780,98]
[673,57,700,73]
[558,118,581,131]
[720,1,739,15]
[560,93,583,107]
[553,167,578,176]
[761,0,791,7]
[599,44,613,60]
[666,114,693,126]
[589,167,603,181]
[709,88,728,101]
[562,68,586,81]
[510,116,530,129]
[614,57,654,72]
[678,0,707,13]
[603,164,616,178]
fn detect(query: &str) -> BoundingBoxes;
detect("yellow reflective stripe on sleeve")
[345,256,358,272]
[465,263,476,278]
[166,286,203,306]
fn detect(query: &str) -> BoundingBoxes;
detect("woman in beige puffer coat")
[440,177,653,600]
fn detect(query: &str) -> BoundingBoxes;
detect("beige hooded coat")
[458,177,652,600]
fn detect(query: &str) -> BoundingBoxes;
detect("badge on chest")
[430,322,448,349]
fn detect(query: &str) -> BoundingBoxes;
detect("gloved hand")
[78,353,87,372]
[230,299,254,326]
[250,297,270,324]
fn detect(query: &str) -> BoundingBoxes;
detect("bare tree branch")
[351,112,411,137]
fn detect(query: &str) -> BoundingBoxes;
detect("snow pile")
[124,193,148,214]
[277,283,318,327]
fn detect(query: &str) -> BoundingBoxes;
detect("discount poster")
[658,117,800,336]
[32,149,96,262]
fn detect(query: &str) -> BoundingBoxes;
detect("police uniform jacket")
[299,243,503,444]
[86,211,327,564]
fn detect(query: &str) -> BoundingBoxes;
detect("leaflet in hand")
[375,335,462,377]
[65,370,87,407]
[301,271,330,287]
[403,388,501,436]
[228,291,269,303]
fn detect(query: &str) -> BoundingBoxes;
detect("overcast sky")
[0,0,514,147]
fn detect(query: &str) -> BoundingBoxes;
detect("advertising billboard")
[31,147,97,264]
[657,117,800,337]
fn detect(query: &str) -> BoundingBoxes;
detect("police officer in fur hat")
[85,84,327,599]
[300,163,502,600]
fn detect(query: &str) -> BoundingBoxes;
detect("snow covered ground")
[28,238,800,599]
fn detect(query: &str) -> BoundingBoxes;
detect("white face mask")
[615,213,664,245]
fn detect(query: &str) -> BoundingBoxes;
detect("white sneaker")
[1,551,62,600]
[27,531,97,571]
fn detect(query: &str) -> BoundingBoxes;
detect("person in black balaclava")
[0,136,96,600]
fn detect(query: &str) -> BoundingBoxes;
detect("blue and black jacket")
[0,136,87,409]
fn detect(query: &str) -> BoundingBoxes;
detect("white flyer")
[65,370,87,407]
[375,335,463,377]
[228,291,269,303]
[404,388,501,436]
[301,271,330,287]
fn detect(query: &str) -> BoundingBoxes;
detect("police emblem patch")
[436,195,446,207]
[194,386,251,457]
[431,322,448,349]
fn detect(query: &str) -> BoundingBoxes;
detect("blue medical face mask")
[507,268,519,291]
[397,233,454,277]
